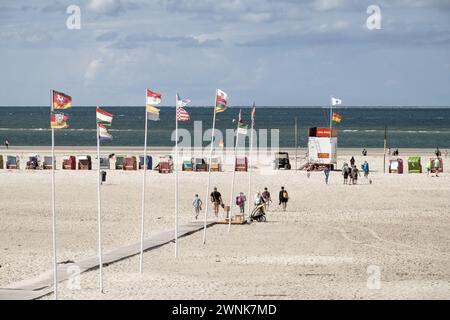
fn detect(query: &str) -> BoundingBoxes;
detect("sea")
[0,107,449,148]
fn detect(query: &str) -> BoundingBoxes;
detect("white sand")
[0,147,449,299]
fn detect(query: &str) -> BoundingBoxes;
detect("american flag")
[176,107,190,121]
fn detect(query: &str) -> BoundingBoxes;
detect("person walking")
[434,158,440,177]
[192,194,203,220]
[351,165,360,185]
[236,192,246,214]
[324,166,330,185]
[279,186,289,212]
[4,139,9,149]
[210,187,223,217]
[362,161,369,179]
[350,156,355,166]
[262,187,272,210]
[342,163,349,184]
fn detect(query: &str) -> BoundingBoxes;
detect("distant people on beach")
[192,194,202,220]
[350,165,360,185]
[342,162,350,184]
[434,158,440,177]
[279,186,289,211]
[350,156,355,166]
[362,148,367,156]
[4,139,9,149]
[361,161,372,184]
[392,149,399,156]
[236,192,246,214]
[210,187,223,217]
[262,187,272,210]
[435,147,441,157]
[324,166,330,184]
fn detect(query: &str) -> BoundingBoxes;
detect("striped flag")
[332,112,342,123]
[98,124,113,141]
[147,89,162,106]
[176,93,190,122]
[96,107,113,126]
[237,109,248,135]
[50,112,69,129]
[215,89,228,113]
[147,105,160,121]
[52,90,72,110]
[251,102,256,127]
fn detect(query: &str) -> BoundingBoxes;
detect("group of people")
[426,158,441,177]
[191,186,290,220]
[341,157,370,185]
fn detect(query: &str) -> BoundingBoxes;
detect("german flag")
[332,112,342,123]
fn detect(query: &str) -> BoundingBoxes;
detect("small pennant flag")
[332,112,342,123]
[215,89,228,113]
[237,109,248,135]
[147,105,160,121]
[52,90,72,110]
[251,102,256,127]
[147,89,162,106]
[96,107,113,126]
[331,97,342,106]
[176,93,190,122]
[98,124,113,141]
[50,112,69,129]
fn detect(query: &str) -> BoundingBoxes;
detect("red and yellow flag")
[332,112,342,123]
[52,90,72,110]
[50,112,69,129]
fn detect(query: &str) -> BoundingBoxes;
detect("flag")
[176,93,190,121]
[215,89,228,113]
[332,112,342,123]
[50,112,69,129]
[98,124,113,141]
[147,89,162,106]
[52,90,72,110]
[147,105,160,121]
[96,107,113,126]
[237,109,248,135]
[331,97,342,106]
[251,102,256,127]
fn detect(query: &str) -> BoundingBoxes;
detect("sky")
[0,0,450,106]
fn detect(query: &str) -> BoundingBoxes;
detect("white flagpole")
[228,111,240,232]
[139,96,149,273]
[246,104,255,221]
[329,97,333,140]
[50,90,58,300]
[96,122,103,293]
[202,91,218,245]
[175,94,179,258]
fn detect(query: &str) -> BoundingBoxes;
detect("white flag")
[331,97,342,106]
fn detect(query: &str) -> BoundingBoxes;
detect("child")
[236,192,246,214]
[192,194,202,220]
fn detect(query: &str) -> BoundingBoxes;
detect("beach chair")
[62,156,76,170]
[26,154,40,169]
[0,155,3,169]
[389,158,403,174]
[43,156,53,170]
[115,156,124,170]
[158,156,173,174]
[6,155,19,169]
[407,156,422,173]
[124,156,137,170]
[193,158,208,171]
[139,155,152,170]
[78,155,92,170]
[182,158,193,171]
[209,156,222,172]
[235,156,248,171]
[100,156,110,170]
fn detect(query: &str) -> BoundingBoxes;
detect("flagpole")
[329,97,333,140]
[50,89,58,300]
[383,125,387,174]
[228,111,240,232]
[139,95,149,273]
[246,104,255,221]
[202,91,218,245]
[96,122,103,293]
[295,117,298,171]
[174,94,179,258]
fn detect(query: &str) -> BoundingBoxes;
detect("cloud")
[311,0,345,11]
[86,0,141,16]
[96,31,119,42]
[84,58,105,82]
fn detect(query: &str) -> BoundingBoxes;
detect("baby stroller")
[250,203,266,222]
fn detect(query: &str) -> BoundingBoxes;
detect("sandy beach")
[0,147,449,299]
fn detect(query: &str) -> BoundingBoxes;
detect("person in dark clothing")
[279,186,289,212]
[210,187,223,217]
[350,156,355,166]
[5,139,9,149]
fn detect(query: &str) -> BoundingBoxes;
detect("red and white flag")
[147,89,162,105]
